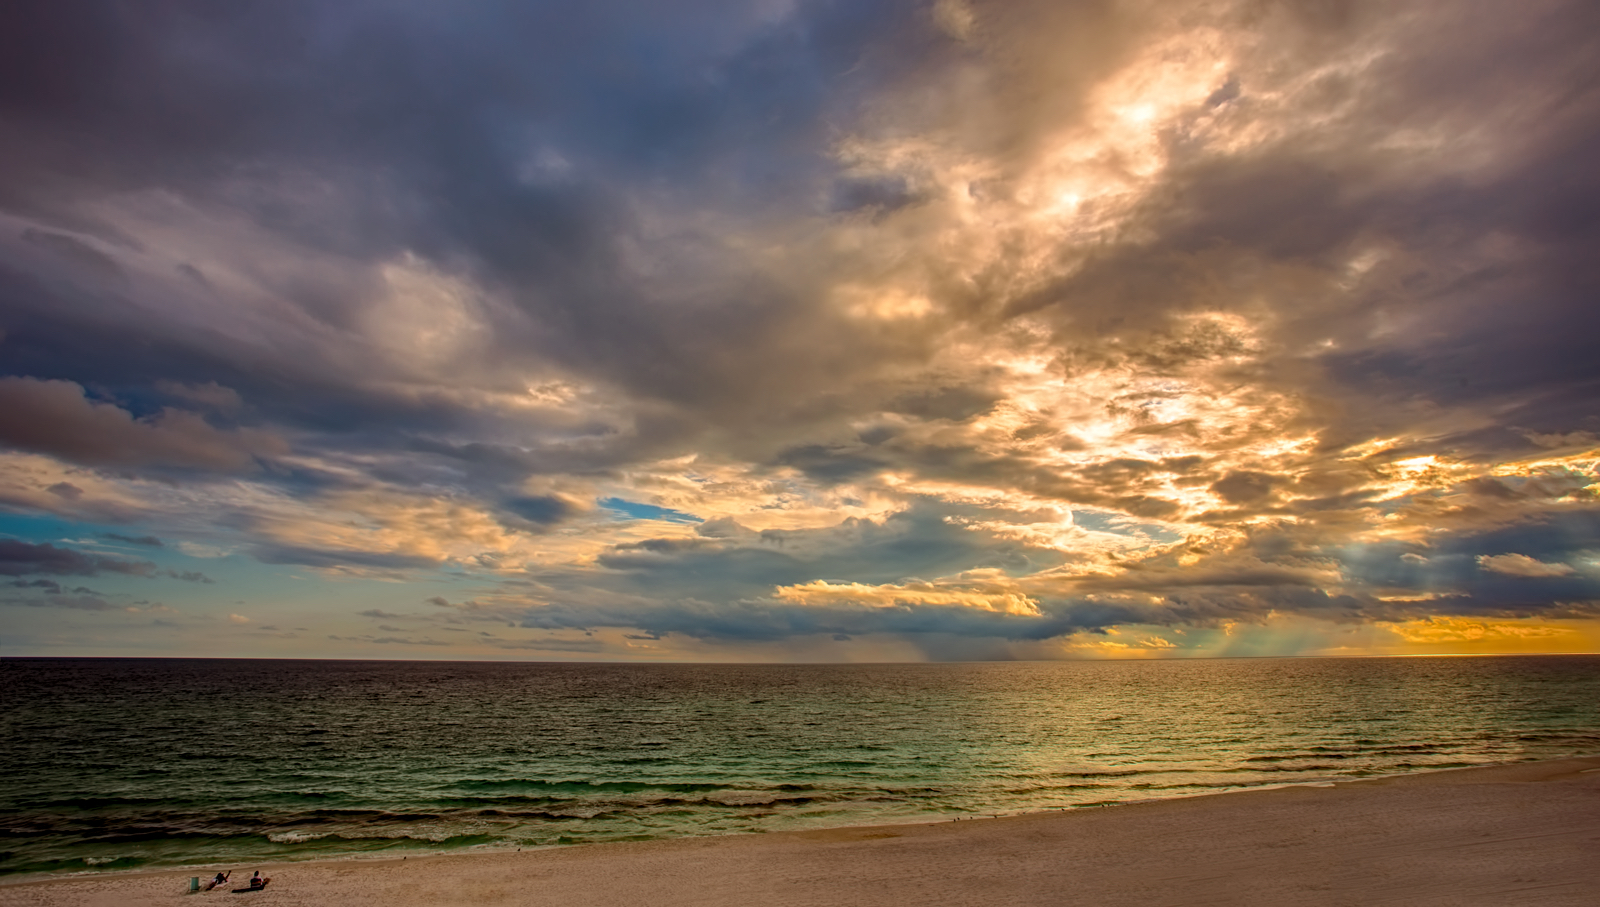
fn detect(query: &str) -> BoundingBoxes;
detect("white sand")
[6,756,1598,907]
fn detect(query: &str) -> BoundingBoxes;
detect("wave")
[0,791,854,845]
[1,854,153,877]
[447,779,773,795]
[0,828,518,878]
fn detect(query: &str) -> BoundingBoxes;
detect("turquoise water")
[3,655,1597,878]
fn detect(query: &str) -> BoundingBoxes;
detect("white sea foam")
[267,831,327,844]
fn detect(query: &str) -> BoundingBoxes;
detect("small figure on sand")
[231,871,270,893]
[202,871,230,891]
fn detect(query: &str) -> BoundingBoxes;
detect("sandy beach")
[6,756,1597,907]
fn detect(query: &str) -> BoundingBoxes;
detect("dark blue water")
[3,655,1597,878]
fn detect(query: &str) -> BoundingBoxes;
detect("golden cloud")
[773,579,1042,616]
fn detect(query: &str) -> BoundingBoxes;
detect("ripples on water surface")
[3,655,1597,877]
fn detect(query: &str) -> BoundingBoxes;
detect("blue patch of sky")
[599,497,703,523]
[0,511,87,542]
[0,511,229,576]
[1071,510,1184,545]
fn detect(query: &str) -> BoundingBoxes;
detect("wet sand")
[6,756,1598,907]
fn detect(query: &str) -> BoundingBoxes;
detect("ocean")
[3,655,1597,878]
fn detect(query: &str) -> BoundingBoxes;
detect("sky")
[2,0,1599,662]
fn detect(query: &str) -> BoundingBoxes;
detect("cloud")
[327,634,450,646]
[2,591,119,611]
[48,482,83,500]
[0,378,283,471]
[773,579,1042,616]
[1477,554,1577,578]
[0,539,157,577]
[0,538,211,590]
[174,542,233,558]
[155,380,244,413]
[501,494,582,527]
[8,578,68,592]
[19,229,127,282]
[1385,615,1577,644]
[102,533,164,547]
[248,544,441,571]
[491,637,606,653]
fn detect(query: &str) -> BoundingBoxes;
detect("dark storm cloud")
[490,479,1600,645]
[0,377,282,471]
[514,597,1034,643]
[775,445,889,482]
[504,579,1349,645]
[505,559,1583,647]
[1235,10,1599,441]
[977,3,1600,465]
[1,0,1594,443]
[0,541,218,587]
[501,494,579,526]
[1411,512,1600,613]
[0,0,940,436]
[581,502,1067,602]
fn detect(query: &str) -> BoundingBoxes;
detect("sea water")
[3,655,1597,878]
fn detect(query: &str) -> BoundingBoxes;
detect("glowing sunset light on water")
[2,0,1599,661]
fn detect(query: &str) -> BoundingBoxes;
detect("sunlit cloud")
[774,578,1042,616]
[1477,554,1576,578]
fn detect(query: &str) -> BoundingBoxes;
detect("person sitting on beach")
[232,871,270,893]
[203,871,230,891]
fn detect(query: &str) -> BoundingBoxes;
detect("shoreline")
[6,754,1599,906]
[0,756,1547,886]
